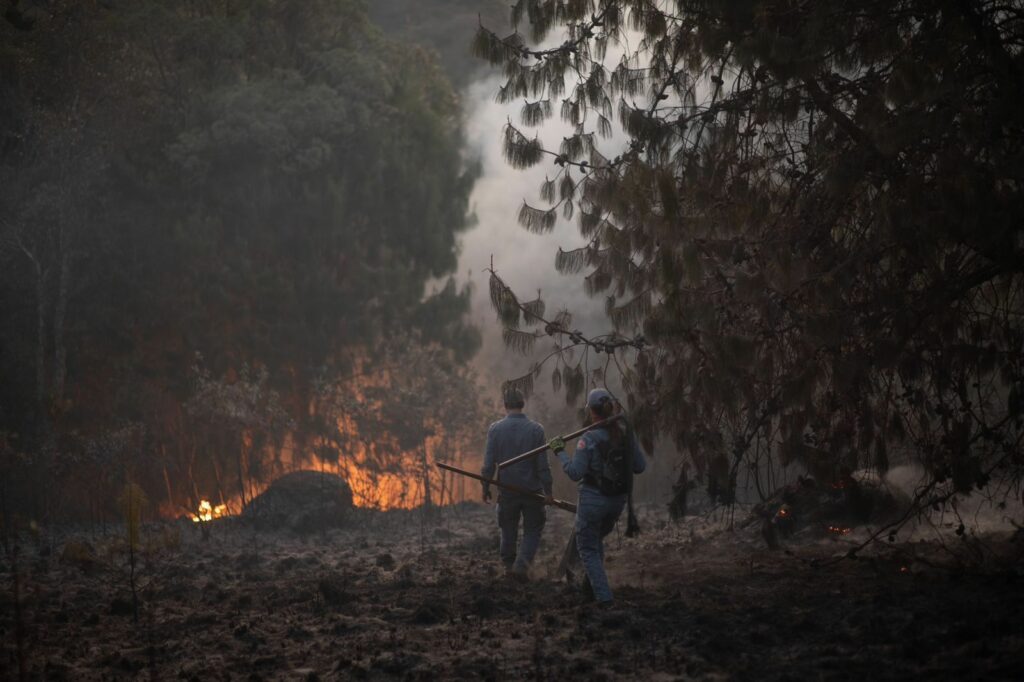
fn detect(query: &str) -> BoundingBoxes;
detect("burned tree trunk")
[162,459,174,513]
[421,446,433,509]
[236,437,248,509]
[16,236,49,411]
[51,242,70,405]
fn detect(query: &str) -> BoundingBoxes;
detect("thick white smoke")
[456,73,609,390]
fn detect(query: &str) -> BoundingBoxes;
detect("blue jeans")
[574,486,626,602]
[496,494,546,569]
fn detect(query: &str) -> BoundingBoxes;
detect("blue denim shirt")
[481,413,551,496]
[557,425,646,494]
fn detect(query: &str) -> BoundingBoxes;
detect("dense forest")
[0,0,497,521]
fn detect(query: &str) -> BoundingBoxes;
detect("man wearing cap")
[481,387,553,579]
[547,388,646,605]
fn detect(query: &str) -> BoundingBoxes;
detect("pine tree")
[480,1,1024,498]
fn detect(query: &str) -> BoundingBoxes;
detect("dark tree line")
[478,0,1024,506]
[0,0,484,521]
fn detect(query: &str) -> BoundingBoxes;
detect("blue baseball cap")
[586,388,613,410]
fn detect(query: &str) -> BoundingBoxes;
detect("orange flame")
[190,499,228,523]
[165,354,479,518]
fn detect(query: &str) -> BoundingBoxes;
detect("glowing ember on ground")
[191,499,228,523]
[827,525,852,535]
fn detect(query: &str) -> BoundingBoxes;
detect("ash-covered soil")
[2,504,1022,680]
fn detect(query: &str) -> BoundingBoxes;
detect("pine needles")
[517,201,557,233]
[555,246,590,274]
[503,124,545,169]
[502,327,539,355]
[501,371,534,400]
[471,26,523,66]
[609,290,652,330]
[521,296,546,324]
[520,99,553,126]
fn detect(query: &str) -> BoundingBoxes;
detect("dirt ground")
[2,503,1022,681]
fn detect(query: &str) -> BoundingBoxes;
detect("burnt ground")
[1,504,1022,681]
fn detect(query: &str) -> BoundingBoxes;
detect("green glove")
[548,436,565,453]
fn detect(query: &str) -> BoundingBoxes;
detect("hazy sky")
[456,66,632,390]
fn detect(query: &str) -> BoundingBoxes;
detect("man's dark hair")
[503,386,525,409]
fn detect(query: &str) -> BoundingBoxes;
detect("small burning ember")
[191,499,228,523]
[827,525,852,536]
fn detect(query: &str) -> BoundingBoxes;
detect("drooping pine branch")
[520,99,554,126]
[501,370,534,399]
[517,201,558,233]
[502,327,540,355]
[486,265,648,408]
[521,295,546,324]
[503,124,545,169]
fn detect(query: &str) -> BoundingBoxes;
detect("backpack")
[590,434,632,496]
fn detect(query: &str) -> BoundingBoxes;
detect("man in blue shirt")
[481,387,552,579]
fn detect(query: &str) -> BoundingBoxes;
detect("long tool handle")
[496,414,625,471]
[555,529,578,579]
[435,462,577,513]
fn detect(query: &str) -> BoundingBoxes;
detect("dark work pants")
[496,493,546,569]
[574,487,626,602]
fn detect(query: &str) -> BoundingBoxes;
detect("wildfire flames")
[827,525,852,536]
[191,499,228,523]
[164,355,478,520]
[169,427,470,522]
